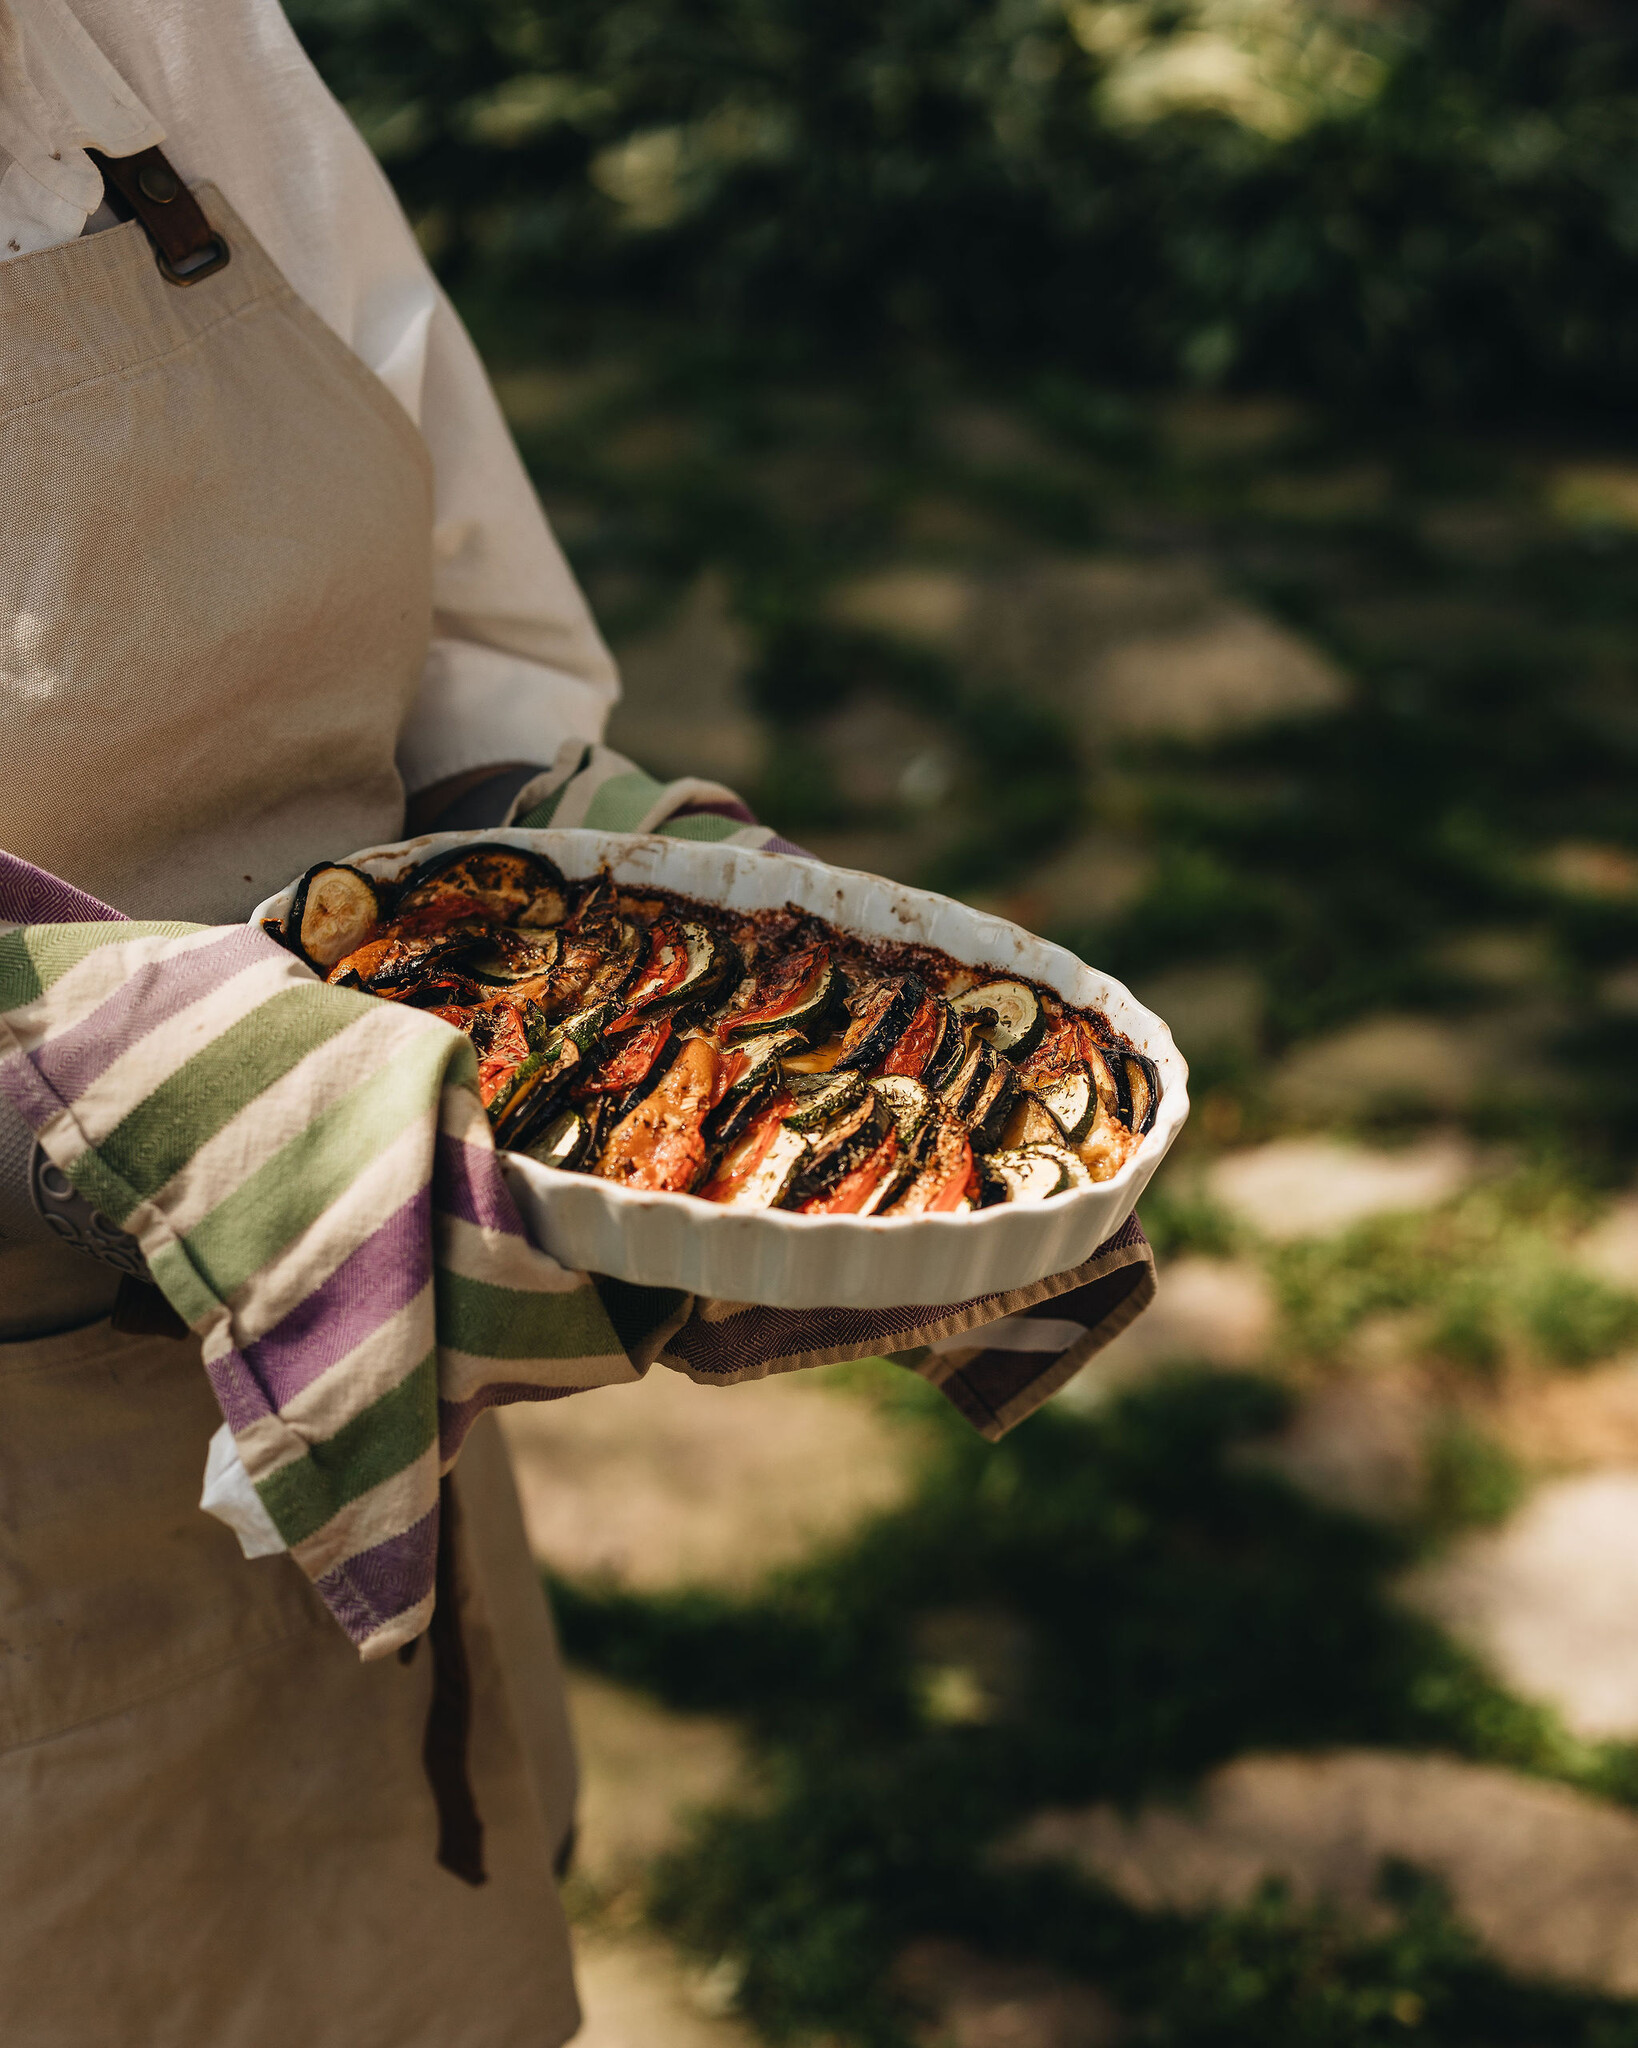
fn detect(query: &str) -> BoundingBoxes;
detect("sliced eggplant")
[1122,1049,1161,1136]
[522,1107,592,1172]
[886,1113,976,1215]
[999,1093,1068,1150]
[964,1055,1018,1154]
[327,925,475,995]
[870,1074,936,1149]
[796,1128,903,1215]
[919,1000,968,1094]
[782,1068,868,1132]
[836,977,923,1073]
[937,1038,1006,1127]
[288,863,382,972]
[948,978,1045,1059]
[979,1147,1071,1206]
[397,845,567,924]
[788,1094,890,1205]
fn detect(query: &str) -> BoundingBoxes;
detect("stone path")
[1004,1750,1638,1995]
[1207,1132,1477,1242]
[1403,1471,1638,1740]
[499,1361,924,1593]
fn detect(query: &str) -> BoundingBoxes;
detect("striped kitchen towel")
[0,800,1155,1662]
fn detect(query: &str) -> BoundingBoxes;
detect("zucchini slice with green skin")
[464,928,561,988]
[703,1111,809,1209]
[522,1107,593,1171]
[979,1146,1072,1205]
[609,917,693,1027]
[705,1033,797,1145]
[885,1113,976,1215]
[782,1069,868,1132]
[1122,1049,1161,1135]
[789,1092,891,1201]
[836,976,923,1073]
[869,1074,936,1148]
[489,1002,609,1144]
[721,947,844,1046]
[288,864,382,972]
[1029,1062,1096,1142]
[668,922,737,1021]
[948,978,1045,1059]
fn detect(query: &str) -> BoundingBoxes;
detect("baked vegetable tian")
[274,846,1161,1215]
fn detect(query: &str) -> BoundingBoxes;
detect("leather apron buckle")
[86,146,230,286]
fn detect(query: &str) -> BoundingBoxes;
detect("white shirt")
[0,0,620,794]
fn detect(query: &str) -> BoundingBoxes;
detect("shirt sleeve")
[57,0,621,792]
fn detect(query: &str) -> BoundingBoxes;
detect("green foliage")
[290,0,1638,417]
[1268,1172,1638,1374]
[553,1371,1638,2043]
[1421,1418,1525,1537]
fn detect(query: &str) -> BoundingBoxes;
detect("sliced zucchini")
[870,1074,936,1148]
[522,1107,592,1171]
[669,922,737,1018]
[1122,1049,1161,1136]
[1082,1033,1132,1125]
[706,1033,796,1144]
[489,1001,608,1141]
[288,863,382,972]
[721,947,844,1046]
[796,1128,903,1215]
[465,928,561,988]
[610,917,693,1024]
[979,1147,1071,1205]
[782,1069,868,1132]
[948,978,1045,1059]
[836,976,923,1073]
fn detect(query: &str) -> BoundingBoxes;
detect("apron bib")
[0,184,580,2046]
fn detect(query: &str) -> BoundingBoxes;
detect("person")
[0,5,1158,2041]
[0,1,612,2039]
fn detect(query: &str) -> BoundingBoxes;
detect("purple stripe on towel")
[206,1190,434,1426]
[32,926,276,1102]
[667,796,758,827]
[0,853,126,926]
[438,1379,590,1461]
[436,1129,526,1235]
[314,1506,441,1645]
[0,1047,67,1132]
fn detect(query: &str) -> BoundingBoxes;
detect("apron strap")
[84,146,230,287]
[415,1476,488,1887]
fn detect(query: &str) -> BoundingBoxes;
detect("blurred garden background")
[292,2,1638,2040]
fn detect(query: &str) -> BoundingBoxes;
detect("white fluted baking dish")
[254,829,1189,1308]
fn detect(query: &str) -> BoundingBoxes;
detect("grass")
[553,1366,1638,2043]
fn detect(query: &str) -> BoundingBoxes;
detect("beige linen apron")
[0,185,582,2045]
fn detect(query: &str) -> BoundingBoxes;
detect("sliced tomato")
[475,1003,534,1109]
[581,1016,673,1097]
[797,1130,900,1215]
[699,1092,794,1202]
[608,919,691,1031]
[723,944,828,1038]
[880,995,941,1079]
[596,1037,720,1192]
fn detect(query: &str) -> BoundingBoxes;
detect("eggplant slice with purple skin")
[1122,1049,1161,1135]
[836,976,924,1073]
[287,863,383,973]
[397,845,569,926]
